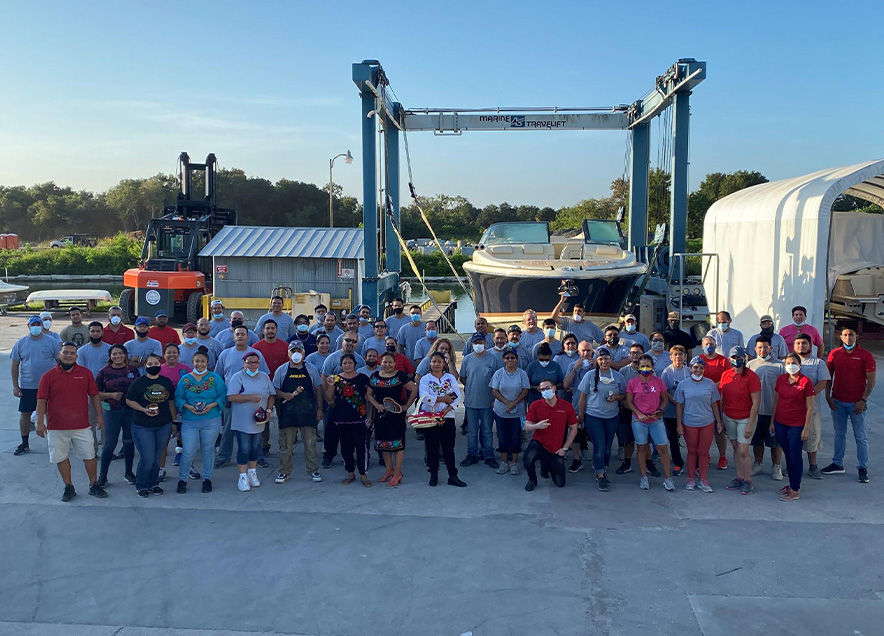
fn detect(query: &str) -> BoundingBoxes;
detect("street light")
[329,150,353,227]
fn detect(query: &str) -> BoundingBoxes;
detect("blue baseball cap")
[470,332,487,343]
[690,356,706,367]
[27,315,43,326]
[154,310,168,318]
[729,345,746,358]
[134,316,150,326]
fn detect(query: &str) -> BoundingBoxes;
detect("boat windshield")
[582,219,622,245]
[479,222,549,246]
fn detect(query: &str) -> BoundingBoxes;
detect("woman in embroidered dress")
[366,352,418,486]
[417,352,467,488]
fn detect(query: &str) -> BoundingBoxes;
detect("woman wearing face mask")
[95,344,138,488]
[227,352,275,492]
[771,353,815,502]
[125,353,177,497]
[577,347,627,490]
[675,357,723,492]
[647,332,670,376]
[324,353,371,486]
[288,314,318,356]
[414,337,456,382]
[382,336,416,377]
[418,353,466,487]
[366,352,418,486]
[174,347,226,494]
[526,343,564,405]
[305,333,332,372]
[626,354,674,491]
[553,334,580,395]
[158,343,191,480]
[660,345,689,475]
[490,350,531,475]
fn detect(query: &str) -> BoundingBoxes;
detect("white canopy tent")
[702,159,884,338]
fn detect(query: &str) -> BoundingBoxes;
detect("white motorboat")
[463,219,647,325]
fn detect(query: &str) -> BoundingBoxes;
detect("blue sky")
[2,0,882,208]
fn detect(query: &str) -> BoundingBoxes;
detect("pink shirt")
[779,324,823,353]
[627,375,667,420]
[160,363,191,387]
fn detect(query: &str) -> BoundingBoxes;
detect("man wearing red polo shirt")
[36,342,108,502]
[254,319,291,455]
[700,334,731,469]
[719,346,761,494]
[523,379,578,491]
[102,305,134,346]
[148,310,181,349]
[823,327,876,483]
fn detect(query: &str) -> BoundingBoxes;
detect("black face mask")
[231,320,244,329]
[89,336,103,344]
[667,321,679,329]
[392,307,404,315]
[59,361,75,371]
[386,345,397,352]
[760,325,774,336]
[607,335,619,346]
[145,366,161,376]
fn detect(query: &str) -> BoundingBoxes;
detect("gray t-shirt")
[711,326,744,356]
[11,335,61,389]
[660,364,691,418]
[413,337,437,362]
[216,346,269,383]
[559,316,604,345]
[459,351,502,409]
[800,355,831,409]
[305,351,330,373]
[208,317,229,338]
[577,368,626,419]
[747,358,785,416]
[76,342,111,379]
[385,314,411,340]
[178,342,217,371]
[674,377,721,427]
[489,367,530,418]
[60,324,90,347]
[532,339,563,360]
[746,332,789,360]
[321,349,366,376]
[216,328,260,350]
[256,312,295,342]
[519,328,545,352]
[648,350,671,377]
[126,337,163,375]
[619,330,650,352]
[227,370,275,434]
[396,322,426,359]
[196,336,224,370]
[360,336,387,358]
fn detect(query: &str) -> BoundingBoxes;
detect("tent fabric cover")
[702,159,884,337]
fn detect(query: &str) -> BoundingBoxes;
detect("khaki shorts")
[722,415,752,445]
[802,410,823,453]
[47,428,96,464]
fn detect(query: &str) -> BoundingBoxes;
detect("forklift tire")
[119,288,135,324]
[186,292,204,324]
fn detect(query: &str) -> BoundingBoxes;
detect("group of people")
[11,297,875,504]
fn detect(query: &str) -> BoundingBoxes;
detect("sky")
[2,0,882,209]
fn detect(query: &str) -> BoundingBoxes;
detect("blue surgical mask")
[544,328,556,338]
[718,322,729,331]
[843,342,855,351]
[703,344,716,356]
[426,330,437,339]
[245,368,259,377]
[191,367,207,375]
[359,316,369,324]
[541,388,555,400]
[212,311,224,319]
[29,325,43,337]
[651,341,665,352]
[184,337,197,345]
[793,320,805,327]
[296,323,309,333]
[624,324,636,333]
[410,314,421,323]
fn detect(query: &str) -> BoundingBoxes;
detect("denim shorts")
[631,419,668,446]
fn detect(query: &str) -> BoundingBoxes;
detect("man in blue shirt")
[459,333,503,468]
[207,299,228,337]
[11,316,62,455]
[126,317,163,375]
[255,295,295,342]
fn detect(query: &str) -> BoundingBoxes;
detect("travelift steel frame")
[352,59,706,315]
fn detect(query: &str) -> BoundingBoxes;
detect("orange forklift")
[120,152,236,324]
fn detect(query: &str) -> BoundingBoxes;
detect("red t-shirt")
[719,368,762,419]
[700,354,729,385]
[827,346,876,402]
[773,374,815,427]
[527,397,577,454]
[394,353,416,376]
[37,364,99,430]
[626,376,667,419]
[148,325,181,349]
[254,339,290,374]
[102,324,134,346]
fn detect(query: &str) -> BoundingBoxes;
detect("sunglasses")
[344,338,358,343]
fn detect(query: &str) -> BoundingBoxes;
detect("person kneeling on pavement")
[523,379,578,491]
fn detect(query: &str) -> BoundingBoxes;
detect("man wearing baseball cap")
[619,313,650,352]
[127,317,163,375]
[663,311,696,355]
[208,299,228,337]
[148,309,180,350]
[746,315,788,360]
[459,332,502,468]
[178,322,210,369]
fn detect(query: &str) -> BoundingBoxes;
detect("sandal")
[389,472,402,487]
[379,470,393,483]
[342,473,356,485]
[360,475,372,488]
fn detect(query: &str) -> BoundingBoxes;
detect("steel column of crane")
[628,123,651,250]
[385,111,401,275]
[669,91,690,261]
[356,65,380,315]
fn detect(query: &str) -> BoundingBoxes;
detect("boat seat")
[487,245,514,256]
[559,244,584,260]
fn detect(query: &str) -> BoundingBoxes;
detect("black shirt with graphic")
[126,375,175,427]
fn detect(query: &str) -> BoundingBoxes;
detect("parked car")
[50,234,98,248]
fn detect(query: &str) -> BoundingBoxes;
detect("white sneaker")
[772,464,784,481]
[751,462,764,476]
[685,480,696,491]
[639,475,650,490]
[311,471,322,482]
[663,477,675,491]
[510,462,521,476]
[698,480,714,493]
[496,461,510,475]
[247,468,261,488]
[237,473,251,492]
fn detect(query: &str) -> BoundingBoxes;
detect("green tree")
[687,170,768,237]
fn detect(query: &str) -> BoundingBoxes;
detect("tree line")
[10,166,876,245]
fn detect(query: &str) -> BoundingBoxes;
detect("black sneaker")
[202,479,213,493]
[124,472,136,485]
[13,443,29,456]
[214,459,228,469]
[726,478,744,490]
[447,476,467,487]
[459,454,480,467]
[189,468,201,480]
[61,484,76,502]
[859,468,869,483]
[137,489,150,497]
[568,459,583,473]
[428,473,438,487]
[820,463,845,475]
[540,468,550,479]
[256,458,269,468]
[176,480,187,494]
[460,423,468,436]
[149,485,164,495]
[95,476,108,488]
[321,458,333,470]
[615,461,633,475]
[88,483,108,498]
[597,475,610,491]
[646,462,660,478]
[525,480,537,492]
[484,458,500,469]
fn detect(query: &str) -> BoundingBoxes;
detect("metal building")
[198,226,364,323]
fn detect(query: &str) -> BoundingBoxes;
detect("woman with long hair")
[366,352,418,486]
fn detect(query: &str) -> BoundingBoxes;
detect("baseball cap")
[623,313,637,322]
[470,332,487,343]
[288,340,304,351]
[134,316,150,327]
[182,322,197,333]
[507,324,522,334]
[210,299,223,307]
[27,315,43,326]
[155,310,168,318]
[729,345,746,358]
[667,311,679,321]
[595,346,611,357]
[39,311,52,320]
[760,314,774,323]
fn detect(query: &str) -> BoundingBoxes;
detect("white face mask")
[582,358,591,368]
[291,352,303,364]
[691,373,704,381]
[572,314,583,323]
[472,344,485,354]
[541,388,555,400]
[109,315,121,325]
[785,363,800,375]
[191,368,208,375]
[598,374,614,384]
[538,360,550,368]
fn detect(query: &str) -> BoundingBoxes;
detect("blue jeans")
[180,417,221,481]
[466,407,494,459]
[775,422,804,492]
[831,400,869,469]
[235,430,262,465]
[99,407,133,480]
[132,422,173,490]
[217,408,266,464]
[586,414,619,475]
